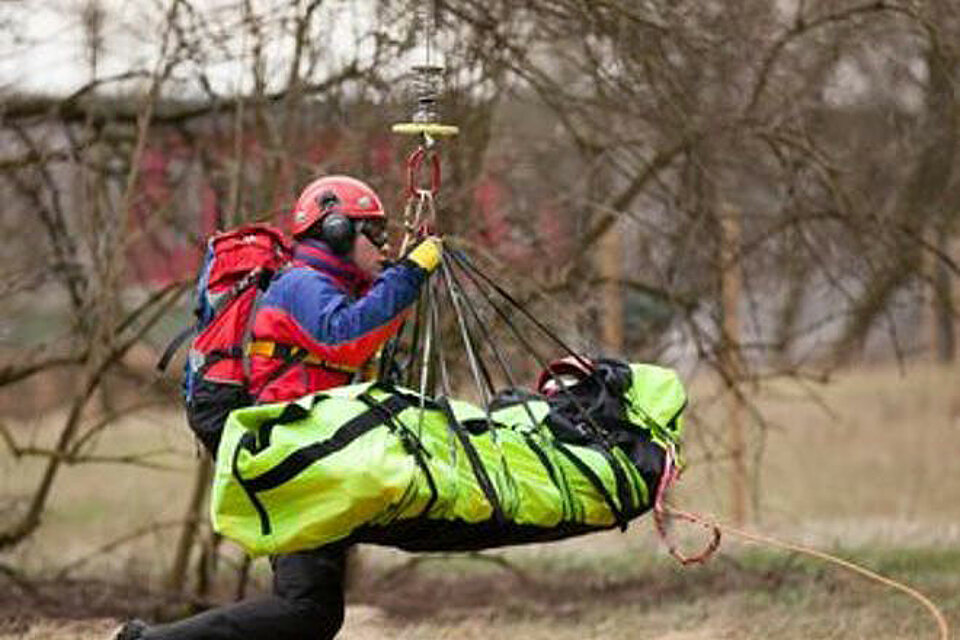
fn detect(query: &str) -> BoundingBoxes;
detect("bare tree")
[3,0,959,599]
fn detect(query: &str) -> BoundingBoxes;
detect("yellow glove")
[405,236,443,272]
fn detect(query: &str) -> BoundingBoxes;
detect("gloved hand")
[404,235,443,273]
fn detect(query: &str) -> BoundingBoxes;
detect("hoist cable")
[417,0,434,68]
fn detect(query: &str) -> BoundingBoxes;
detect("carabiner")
[406,146,441,198]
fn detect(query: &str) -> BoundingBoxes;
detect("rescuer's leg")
[120,544,348,640]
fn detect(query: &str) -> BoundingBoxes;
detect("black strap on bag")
[247,393,328,453]
[591,443,637,520]
[232,435,273,535]
[232,393,410,535]
[435,396,507,525]
[523,433,576,519]
[356,392,439,517]
[238,394,410,493]
[553,441,628,531]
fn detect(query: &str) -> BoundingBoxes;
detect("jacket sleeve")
[261,262,427,368]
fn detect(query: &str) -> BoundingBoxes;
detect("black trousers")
[145,395,348,639]
[142,544,348,640]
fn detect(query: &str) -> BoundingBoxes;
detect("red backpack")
[158,223,292,401]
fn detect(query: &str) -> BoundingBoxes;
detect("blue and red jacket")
[248,239,426,402]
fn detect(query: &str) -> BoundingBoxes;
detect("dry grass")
[2,361,959,638]
[679,361,960,544]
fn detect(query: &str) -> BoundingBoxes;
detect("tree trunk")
[168,454,213,594]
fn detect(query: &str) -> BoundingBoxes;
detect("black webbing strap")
[249,394,328,454]
[237,394,409,494]
[523,433,573,518]
[592,444,636,520]
[356,392,438,517]
[435,396,507,525]
[232,435,273,535]
[194,346,245,380]
[380,383,443,412]
[553,441,628,531]
[156,324,195,372]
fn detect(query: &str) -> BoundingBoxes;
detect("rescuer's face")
[352,231,387,277]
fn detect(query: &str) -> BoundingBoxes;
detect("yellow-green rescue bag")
[211,360,685,556]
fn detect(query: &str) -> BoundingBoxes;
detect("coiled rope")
[653,448,950,640]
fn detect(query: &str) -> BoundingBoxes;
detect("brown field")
[2,362,959,639]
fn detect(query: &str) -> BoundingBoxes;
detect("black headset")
[316,191,356,255]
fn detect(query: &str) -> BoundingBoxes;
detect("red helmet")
[290,175,386,238]
[536,356,595,396]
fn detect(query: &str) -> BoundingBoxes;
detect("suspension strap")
[445,250,614,445]
[398,189,438,256]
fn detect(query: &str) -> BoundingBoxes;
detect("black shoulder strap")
[156,266,280,375]
[156,324,196,372]
[241,285,267,383]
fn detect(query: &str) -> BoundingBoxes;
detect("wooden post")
[927,226,938,360]
[928,226,956,364]
[721,207,747,525]
[600,220,624,354]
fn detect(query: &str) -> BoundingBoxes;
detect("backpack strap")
[155,267,276,375]
[245,342,360,375]
[240,282,267,384]
[156,324,196,372]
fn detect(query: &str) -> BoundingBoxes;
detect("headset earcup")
[320,213,355,254]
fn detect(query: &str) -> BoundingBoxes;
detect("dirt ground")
[3,541,958,639]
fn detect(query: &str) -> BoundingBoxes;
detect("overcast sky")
[0,0,411,97]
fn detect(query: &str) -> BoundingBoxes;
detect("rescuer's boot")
[112,619,148,640]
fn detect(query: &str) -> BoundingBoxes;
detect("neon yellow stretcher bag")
[211,361,686,556]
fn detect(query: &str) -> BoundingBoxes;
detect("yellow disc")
[391,122,460,137]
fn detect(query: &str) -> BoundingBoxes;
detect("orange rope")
[653,446,722,565]
[654,502,950,639]
[712,516,951,640]
[651,448,949,638]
